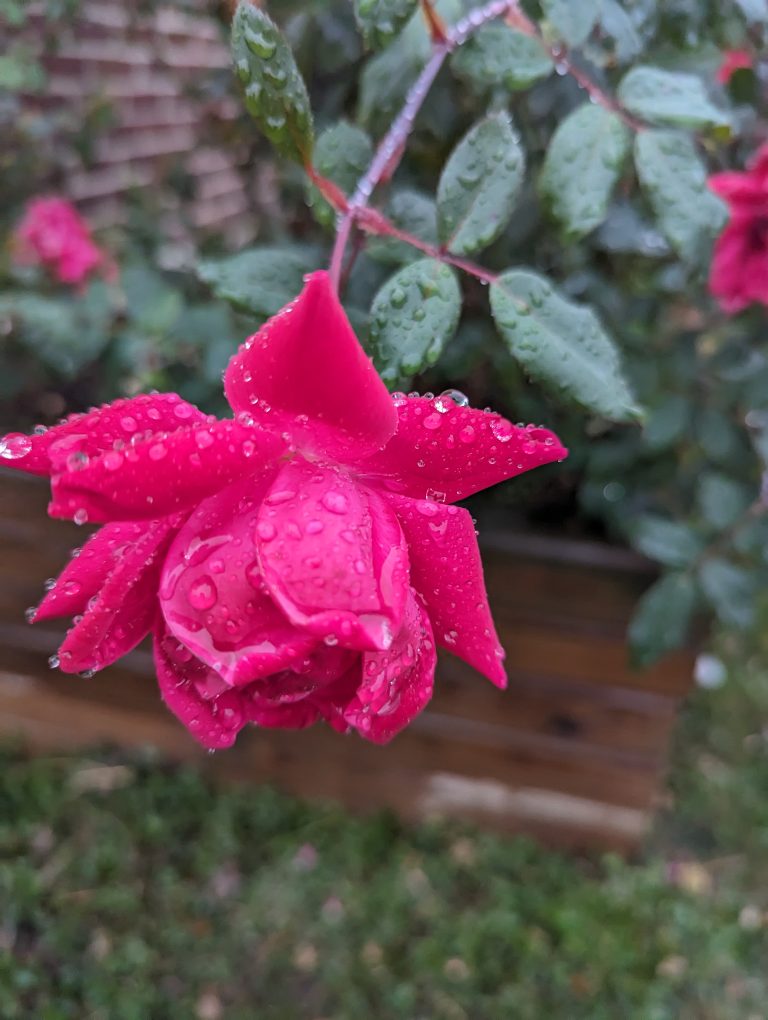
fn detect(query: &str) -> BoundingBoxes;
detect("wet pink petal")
[224,271,397,462]
[253,645,357,704]
[154,625,246,749]
[50,419,285,523]
[359,395,567,503]
[243,696,320,730]
[708,172,767,210]
[343,590,436,744]
[34,522,146,622]
[57,515,182,674]
[387,494,506,688]
[255,459,409,651]
[160,473,317,687]
[0,393,206,476]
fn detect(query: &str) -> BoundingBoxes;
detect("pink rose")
[0,273,566,748]
[708,145,768,313]
[716,49,752,85]
[13,197,105,286]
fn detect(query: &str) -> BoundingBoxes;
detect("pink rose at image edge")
[0,271,567,749]
[708,144,768,313]
[13,197,105,286]
[716,48,752,85]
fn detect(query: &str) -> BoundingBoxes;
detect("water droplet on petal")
[0,433,32,461]
[322,491,349,515]
[256,520,277,542]
[194,430,215,450]
[423,413,443,431]
[188,576,217,611]
[490,419,514,443]
[102,450,124,471]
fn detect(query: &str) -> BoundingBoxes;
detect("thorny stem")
[325,0,645,291]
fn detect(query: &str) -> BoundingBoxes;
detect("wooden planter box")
[0,469,694,853]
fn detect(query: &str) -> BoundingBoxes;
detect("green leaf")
[598,0,642,63]
[369,258,461,385]
[354,0,418,48]
[631,515,704,567]
[122,266,183,334]
[366,190,438,265]
[489,270,641,422]
[629,572,696,667]
[634,131,727,264]
[450,24,552,92]
[357,0,461,131]
[642,395,690,450]
[231,2,314,164]
[699,559,757,630]
[540,0,601,46]
[0,287,112,378]
[540,105,629,239]
[358,41,418,130]
[306,121,372,228]
[617,66,731,130]
[197,246,319,319]
[437,112,525,256]
[697,473,753,531]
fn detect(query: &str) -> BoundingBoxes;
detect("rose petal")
[154,625,246,750]
[0,393,206,476]
[50,419,285,523]
[387,494,506,687]
[708,171,767,209]
[359,395,567,503]
[57,516,182,674]
[160,473,317,687]
[343,590,435,744]
[224,271,397,462]
[243,696,320,731]
[256,459,409,651]
[33,522,147,622]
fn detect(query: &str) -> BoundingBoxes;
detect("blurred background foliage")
[2,0,768,666]
[2,643,768,1018]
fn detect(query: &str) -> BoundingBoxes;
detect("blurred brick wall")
[21,1,255,246]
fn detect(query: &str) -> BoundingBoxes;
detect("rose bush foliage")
[2,0,768,698]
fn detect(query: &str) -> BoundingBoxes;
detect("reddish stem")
[324,0,646,289]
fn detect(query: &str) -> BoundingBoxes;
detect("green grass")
[2,659,768,1019]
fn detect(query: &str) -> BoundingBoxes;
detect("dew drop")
[102,450,124,471]
[256,520,276,542]
[0,433,32,461]
[266,489,296,506]
[194,430,215,450]
[422,413,443,431]
[188,576,217,611]
[322,491,349,515]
